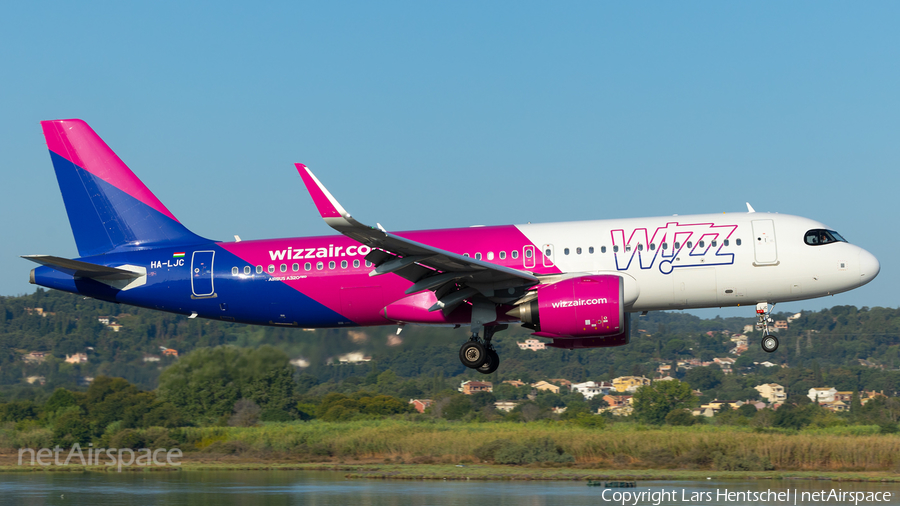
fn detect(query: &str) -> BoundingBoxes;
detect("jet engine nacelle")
[509,274,626,339]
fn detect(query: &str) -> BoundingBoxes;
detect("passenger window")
[674,242,680,249]
[280,264,287,273]
[601,246,606,253]
[637,244,643,251]
[475,253,482,260]
[736,239,742,246]
[662,243,668,250]
[304,262,312,271]
[687,242,692,249]
[244,266,251,275]
[365,261,373,267]
[564,248,570,255]
[499,251,506,260]
[341,260,348,268]
[256,265,263,274]
[292,263,299,272]
[576,247,582,255]
[316,261,324,270]
[353,259,360,268]
[711,241,717,247]
[329,261,336,269]
[524,249,531,258]
[463,253,470,257]
[232,267,239,275]
[613,245,619,253]
[268,265,275,274]
[625,245,631,252]
[545,248,552,256]
[699,241,704,248]
[650,243,656,251]
[487,252,494,260]
[589,247,595,254]
[512,250,519,259]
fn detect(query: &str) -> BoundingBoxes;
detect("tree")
[158,345,296,422]
[684,367,723,392]
[632,380,697,425]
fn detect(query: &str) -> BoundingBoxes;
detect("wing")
[296,164,539,313]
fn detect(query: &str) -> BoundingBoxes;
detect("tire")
[459,341,487,368]
[477,349,500,374]
[761,334,779,353]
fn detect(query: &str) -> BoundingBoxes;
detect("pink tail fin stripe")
[41,119,180,223]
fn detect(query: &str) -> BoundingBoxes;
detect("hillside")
[2,289,899,400]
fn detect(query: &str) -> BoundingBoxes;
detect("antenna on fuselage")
[746,202,756,213]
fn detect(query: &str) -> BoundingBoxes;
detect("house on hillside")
[612,376,651,393]
[531,381,560,394]
[65,353,88,364]
[754,383,786,404]
[409,399,433,413]
[459,380,493,395]
[808,387,838,404]
[502,379,526,388]
[599,395,633,416]
[517,338,546,351]
[570,381,612,400]
[493,401,520,412]
[23,352,49,363]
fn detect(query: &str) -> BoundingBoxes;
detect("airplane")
[25,119,880,374]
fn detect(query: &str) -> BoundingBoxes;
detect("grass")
[163,420,900,471]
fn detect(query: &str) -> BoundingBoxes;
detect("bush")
[712,451,774,471]
[665,409,700,426]
[484,437,575,465]
[110,429,144,449]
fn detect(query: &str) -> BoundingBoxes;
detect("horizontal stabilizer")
[22,255,141,280]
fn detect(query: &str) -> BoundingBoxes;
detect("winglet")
[746,202,756,213]
[296,163,351,220]
[296,163,373,236]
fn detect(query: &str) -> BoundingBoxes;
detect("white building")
[808,387,838,404]
[570,381,613,400]
[517,339,546,351]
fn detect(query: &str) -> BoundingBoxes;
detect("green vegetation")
[3,289,900,472]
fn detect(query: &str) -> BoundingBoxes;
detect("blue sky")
[1,2,897,318]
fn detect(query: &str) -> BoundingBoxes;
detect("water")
[0,471,897,506]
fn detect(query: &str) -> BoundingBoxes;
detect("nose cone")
[858,249,880,285]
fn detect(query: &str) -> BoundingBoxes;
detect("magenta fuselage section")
[532,275,624,338]
[218,225,560,326]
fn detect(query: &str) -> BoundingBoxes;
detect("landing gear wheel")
[477,349,500,374]
[459,341,487,368]
[761,334,779,353]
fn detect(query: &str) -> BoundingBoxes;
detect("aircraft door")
[751,220,778,265]
[523,245,536,269]
[191,251,216,297]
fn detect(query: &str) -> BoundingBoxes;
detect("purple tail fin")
[41,119,206,257]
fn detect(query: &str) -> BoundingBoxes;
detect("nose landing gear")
[458,324,506,373]
[756,302,779,353]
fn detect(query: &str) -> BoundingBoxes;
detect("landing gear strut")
[459,324,507,373]
[756,302,779,353]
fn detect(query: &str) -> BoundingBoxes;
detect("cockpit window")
[804,229,847,246]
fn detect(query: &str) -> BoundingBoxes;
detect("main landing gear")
[459,324,507,374]
[756,302,779,353]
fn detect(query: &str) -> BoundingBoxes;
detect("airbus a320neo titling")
[25,120,880,373]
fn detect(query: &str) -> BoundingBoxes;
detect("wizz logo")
[610,222,737,274]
